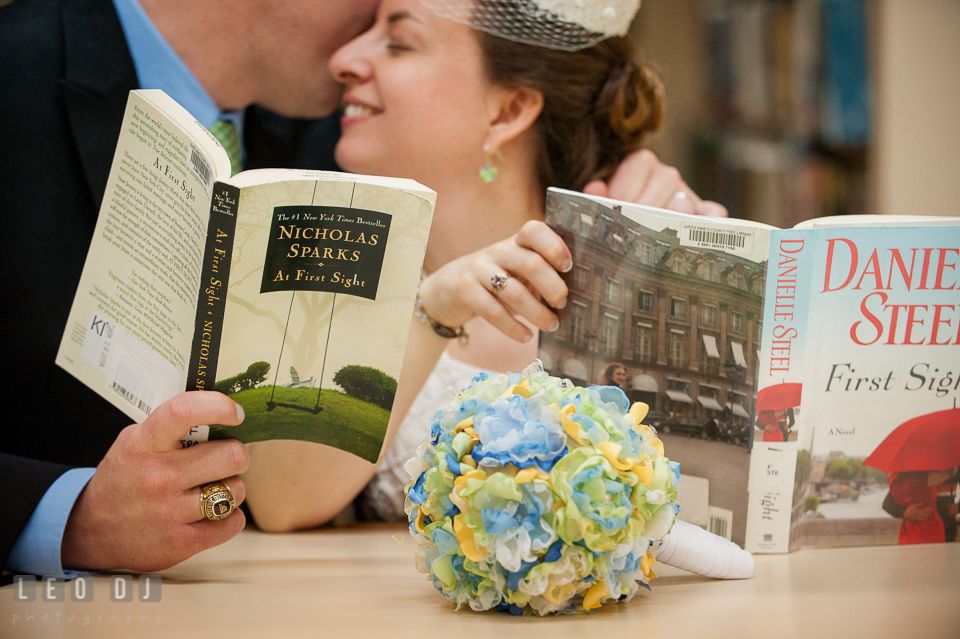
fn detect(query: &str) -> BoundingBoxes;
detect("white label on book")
[680,222,756,257]
[746,442,797,553]
[179,425,210,448]
[80,312,181,418]
[188,144,214,190]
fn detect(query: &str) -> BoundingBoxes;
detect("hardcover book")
[748,220,960,552]
[540,188,960,551]
[55,90,436,463]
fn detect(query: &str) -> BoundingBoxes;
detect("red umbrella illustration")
[863,408,960,473]
[756,383,802,412]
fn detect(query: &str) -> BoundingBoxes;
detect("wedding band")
[671,191,690,201]
[200,481,236,521]
[491,273,510,295]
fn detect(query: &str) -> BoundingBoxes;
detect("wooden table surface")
[3,524,959,638]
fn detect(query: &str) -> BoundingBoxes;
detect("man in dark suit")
[0,0,377,579]
[2,0,726,579]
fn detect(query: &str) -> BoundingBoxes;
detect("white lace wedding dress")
[361,351,494,521]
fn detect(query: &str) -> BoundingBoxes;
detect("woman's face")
[329,0,497,185]
[611,366,627,387]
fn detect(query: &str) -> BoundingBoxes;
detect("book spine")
[185,182,240,392]
[821,0,871,146]
[746,228,815,553]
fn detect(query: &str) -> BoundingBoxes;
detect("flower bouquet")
[403,362,751,616]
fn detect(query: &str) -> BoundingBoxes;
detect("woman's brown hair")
[598,362,626,386]
[480,31,665,191]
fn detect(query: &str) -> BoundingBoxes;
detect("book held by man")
[540,188,959,551]
[56,90,436,463]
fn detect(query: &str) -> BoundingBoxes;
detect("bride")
[243,0,725,529]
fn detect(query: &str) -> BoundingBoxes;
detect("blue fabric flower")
[471,396,567,470]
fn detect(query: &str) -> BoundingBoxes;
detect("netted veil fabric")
[419,0,642,51]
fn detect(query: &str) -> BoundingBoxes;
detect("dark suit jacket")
[0,0,340,575]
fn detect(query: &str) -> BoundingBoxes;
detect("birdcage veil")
[419,0,642,51]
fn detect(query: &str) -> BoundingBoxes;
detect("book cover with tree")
[200,176,434,463]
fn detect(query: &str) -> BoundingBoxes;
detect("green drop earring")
[479,146,504,184]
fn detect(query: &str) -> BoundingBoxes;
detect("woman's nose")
[330,32,373,85]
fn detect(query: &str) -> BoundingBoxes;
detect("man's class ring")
[491,273,510,295]
[200,481,236,521]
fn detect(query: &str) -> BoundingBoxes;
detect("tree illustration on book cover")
[203,178,432,462]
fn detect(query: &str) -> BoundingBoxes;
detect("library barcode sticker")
[680,222,755,257]
[188,143,213,190]
[80,312,181,418]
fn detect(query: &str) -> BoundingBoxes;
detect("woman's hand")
[902,502,934,522]
[418,220,570,344]
[584,149,728,218]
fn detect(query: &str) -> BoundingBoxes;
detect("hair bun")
[596,56,665,149]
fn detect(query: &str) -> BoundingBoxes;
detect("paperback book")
[56,90,436,463]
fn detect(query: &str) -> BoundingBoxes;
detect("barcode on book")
[81,311,180,419]
[189,144,213,189]
[110,381,153,415]
[707,506,734,541]
[110,381,152,415]
[680,223,755,256]
[110,363,154,415]
[688,228,745,248]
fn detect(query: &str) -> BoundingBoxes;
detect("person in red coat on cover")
[756,409,785,442]
[887,470,952,544]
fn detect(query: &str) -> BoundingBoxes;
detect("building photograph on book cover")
[540,189,770,547]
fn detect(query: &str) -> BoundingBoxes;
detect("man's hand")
[584,149,728,218]
[61,392,249,572]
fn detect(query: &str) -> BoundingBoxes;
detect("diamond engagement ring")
[200,481,236,521]
[491,273,510,295]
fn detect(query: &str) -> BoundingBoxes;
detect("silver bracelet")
[414,288,468,345]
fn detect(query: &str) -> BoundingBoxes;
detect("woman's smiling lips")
[341,100,381,126]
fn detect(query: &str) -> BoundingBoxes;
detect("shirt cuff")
[7,468,96,578]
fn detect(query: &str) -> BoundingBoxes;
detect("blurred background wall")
[630,0,960,225]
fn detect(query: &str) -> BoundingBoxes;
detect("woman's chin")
[335,149,394,179]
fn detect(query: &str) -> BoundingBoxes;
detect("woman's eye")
[386,38,410,52]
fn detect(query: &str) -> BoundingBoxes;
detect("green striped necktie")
[209,118,242,176]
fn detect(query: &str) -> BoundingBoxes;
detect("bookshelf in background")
[689,0,871,228]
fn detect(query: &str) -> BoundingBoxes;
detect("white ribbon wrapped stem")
[653,520,754,579]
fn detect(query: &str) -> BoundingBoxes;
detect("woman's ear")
[483,86,544,152]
